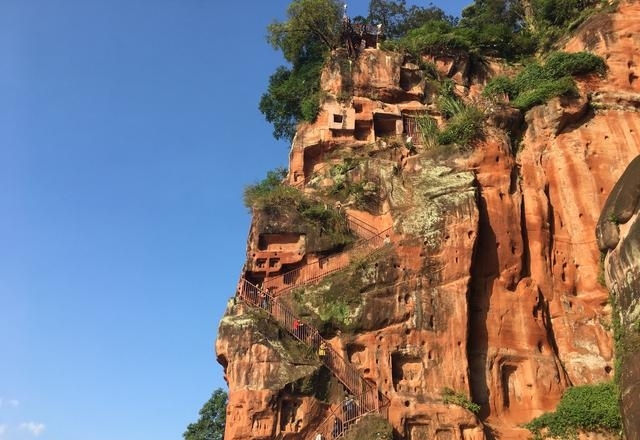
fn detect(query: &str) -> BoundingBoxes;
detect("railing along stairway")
[236,278,381,439]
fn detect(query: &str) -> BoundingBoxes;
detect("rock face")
[217,2,640,439]
[596,155,640,440]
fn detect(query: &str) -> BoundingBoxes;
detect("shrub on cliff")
[244,168,354,253]
[483,51,606,111]
[442,387,481,414]
[524,381,622,439]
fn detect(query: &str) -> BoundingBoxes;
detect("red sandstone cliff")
[217,2,640,439]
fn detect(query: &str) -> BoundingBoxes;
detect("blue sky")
[0,1,469,439]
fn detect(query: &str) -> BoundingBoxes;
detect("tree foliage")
[267,0,342,65]
[367,0,452,39]
[260,0,341,141]
[183,388,227,440]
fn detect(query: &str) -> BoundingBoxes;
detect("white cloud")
[19,422,46,437]
[0,424,6,436]
[0,398,19,408]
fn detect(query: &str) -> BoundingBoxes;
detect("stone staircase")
[236,278,381,439]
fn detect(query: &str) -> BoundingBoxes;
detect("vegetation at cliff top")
[260,0,611,141]
[244,167,354,252]
[483,51,607,111]
[183,388,227,440]
[524,381,621,439]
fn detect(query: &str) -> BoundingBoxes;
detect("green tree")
[183,388,227,440]
[267,0,342,65]
[260,0,341,141]
[367,0,451,39]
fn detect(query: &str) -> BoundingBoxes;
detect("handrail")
[306,392,378,440]
[262,227,392,297]
[237,278,378,406]
[346,214,379,240]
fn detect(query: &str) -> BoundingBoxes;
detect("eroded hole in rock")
[391,352,424,392]
[605,365,612,374]
[537,341,544,353]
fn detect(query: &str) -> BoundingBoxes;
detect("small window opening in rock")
[605,365,612,374]
[364,368,370,374]
[404,401,410,407]
[537,341,543,353]
[353,103,363,113]
[405,329,411,335]
[333,114,343,124]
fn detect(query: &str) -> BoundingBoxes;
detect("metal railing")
[236,278,381,440]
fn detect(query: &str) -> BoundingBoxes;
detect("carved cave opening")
[373,113,399,138]
[400,67,422,91]
[258,233,305,251]
[501,364,520,409]
[406,422,431,440]
[391,352,424,393]
[346,343,366,365]
[279,399,302,433]
[354,119,372,141]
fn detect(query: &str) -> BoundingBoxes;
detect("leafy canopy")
[259,0,342,141]
[184,388,227,440]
